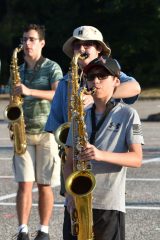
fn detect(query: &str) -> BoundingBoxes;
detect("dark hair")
[23,24,45,40]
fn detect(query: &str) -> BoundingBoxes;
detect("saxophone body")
[54,70,72,166]
[4,45,27,155]
[65,53,96,240]
[55,71,72,148]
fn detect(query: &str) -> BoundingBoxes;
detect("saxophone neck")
[12,44,23,61]
[72,52,88,66]
[10,45,23,87]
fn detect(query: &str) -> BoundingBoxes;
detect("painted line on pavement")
[0,176,160,181]
[143,158,160,163]
[0,188,38,201]
[0,157,160,162]
[0,176,14,178]
[0,202,160,210]
[126,178,160,181]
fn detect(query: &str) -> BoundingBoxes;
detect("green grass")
[1,88,160,99]
[140,88,160,99]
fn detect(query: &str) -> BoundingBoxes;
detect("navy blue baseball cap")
[84,56,120,78]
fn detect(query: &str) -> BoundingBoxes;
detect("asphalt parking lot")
[0,98,160,240]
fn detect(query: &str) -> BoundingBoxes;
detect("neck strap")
[90,99,116,144]
[23,56,45,83]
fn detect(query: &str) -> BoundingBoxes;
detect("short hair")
[23,24,45,40]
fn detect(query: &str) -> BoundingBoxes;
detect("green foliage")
[0,0,159,87]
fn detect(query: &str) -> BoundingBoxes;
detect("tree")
[0,0,159,87]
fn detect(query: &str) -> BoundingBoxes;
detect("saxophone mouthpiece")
[85,87,96,95]
[18,44,23,51]
[81,53,88,59]
[90,87,96,95]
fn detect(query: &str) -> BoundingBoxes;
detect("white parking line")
[0,157,12,161]
[0,157,159,210]
[0,193,16,201]
[0,176,160,181]
[0,188,38,201]
[126,206,160,210]
[1,157,160,162]
[0,202,64,207]
[0,176,14,178]
[0,202,159,210]
[127,178,160,181]
[143,157,160,163]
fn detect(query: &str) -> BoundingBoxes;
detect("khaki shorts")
[13,132,60,186]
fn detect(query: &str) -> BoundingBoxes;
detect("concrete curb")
[1,94,160,100]
[139,96,160,100]
[0,94,9,99]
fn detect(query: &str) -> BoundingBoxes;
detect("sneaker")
[33,231,50,240]
[12,232,30,240]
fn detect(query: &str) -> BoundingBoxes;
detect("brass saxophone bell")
[54,122,71,148]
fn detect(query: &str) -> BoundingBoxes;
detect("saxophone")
[65,52,96,240]
[4,45,27,155]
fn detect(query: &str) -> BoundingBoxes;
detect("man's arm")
[113,71,141,104]
[14,61,63,101]
[14,81,59,101]
[113,80,141,99]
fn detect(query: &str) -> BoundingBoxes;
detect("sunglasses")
[86,72,110,81]
[72,41,97,50]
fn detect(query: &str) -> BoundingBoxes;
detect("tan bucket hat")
[63,26,111,58]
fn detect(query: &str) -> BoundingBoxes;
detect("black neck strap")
[23,56,45,83]
[90,99,116,144]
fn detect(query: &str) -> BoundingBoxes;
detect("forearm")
[99,150,142,168]
[80,143,142,168]
[29,80,59,100]
[20,81,59,101]
[29,89,55,101]
[113,80,141,99]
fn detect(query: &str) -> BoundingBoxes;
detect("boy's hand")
[83,94,94,108]
[79,143,102,161]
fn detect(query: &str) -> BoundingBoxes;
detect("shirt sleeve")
[126,108,144,145]
[49,61,63,84]
[65,122,73,147]
[45,78,68,132]
[119,71,139,104]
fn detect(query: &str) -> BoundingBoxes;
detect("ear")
[114,77,120,87]
[41,39,45,48]
[96,44,103,54]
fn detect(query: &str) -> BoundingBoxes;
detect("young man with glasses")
[64,56,144,240]
[45,25,141,239]
[12,24,63,240]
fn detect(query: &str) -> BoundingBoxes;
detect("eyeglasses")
[21,37,40,43]
[72,41,96,50]
[86,72,110,81]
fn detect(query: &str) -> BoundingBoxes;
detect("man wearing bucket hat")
[63,25,111,58]
[45,25,141,239]
[64,55,143,240]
